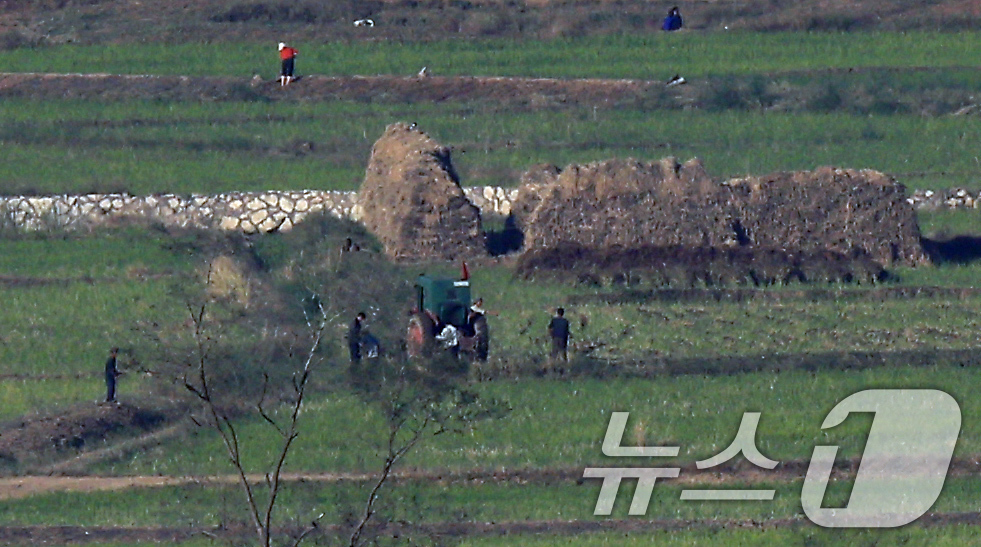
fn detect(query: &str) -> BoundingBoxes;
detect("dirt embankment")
[0,403,167,468]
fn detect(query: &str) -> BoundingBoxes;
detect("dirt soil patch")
[0,402,167,467]
[0,72,667,108]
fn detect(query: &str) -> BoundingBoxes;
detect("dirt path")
[4,456,979,501]
[3,68,980,110]
[0,72,664,106]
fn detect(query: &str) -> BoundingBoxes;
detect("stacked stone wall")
[0,188,518,233]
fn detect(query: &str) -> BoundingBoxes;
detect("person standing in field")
[662,6,683,31]
[278,42,299,86]
[547,307,570,365]
[347,312,366,363]
[104,346,120,403]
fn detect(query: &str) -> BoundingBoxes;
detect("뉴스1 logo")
[583,389,961,528]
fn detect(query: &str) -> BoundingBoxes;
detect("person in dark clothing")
[347,312,366,363]
[467,298,493,361]
[547,308,570,364]
[662,6,683,31]
[105,346,120,403]
[342,237,360,253]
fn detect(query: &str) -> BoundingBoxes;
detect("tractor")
[406,274,489,360]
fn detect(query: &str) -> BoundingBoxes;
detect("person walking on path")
[278,42,299,86]
[104,346,120,403]
[347,312,366,363]
[547,308,570,365]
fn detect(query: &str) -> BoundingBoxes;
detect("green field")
[1,99,978,194]
[1,33,981,195]
[2,33,980,78]
[2,22,981,547]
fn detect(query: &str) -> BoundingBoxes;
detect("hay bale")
[358,122,485,261]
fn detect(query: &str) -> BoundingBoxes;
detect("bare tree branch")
[257,373,286,437]
[178,297,331,547]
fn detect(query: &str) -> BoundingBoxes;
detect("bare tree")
[180,298,330,547]
[147,278,501,547]
[344,357,505,547]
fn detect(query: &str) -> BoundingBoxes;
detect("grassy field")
[2,32,981,78]
[3,471,980,531]
[0,99,978,194]
[1,213,981,542]
[35,526,981,547]
[1,33,980,195]
[1,23,981,547]
[82,363,977,478]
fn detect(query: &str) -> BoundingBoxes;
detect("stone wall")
[0,187,519,233]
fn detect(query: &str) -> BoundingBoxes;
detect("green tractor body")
[407,274,488,360]
[415,275,471,330]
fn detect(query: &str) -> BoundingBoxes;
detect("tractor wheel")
[473,315,489,361]
[406,312,436,358]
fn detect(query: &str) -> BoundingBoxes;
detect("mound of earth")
[515,158,926,281]
[358,122,484,261]
[0,403,166,467]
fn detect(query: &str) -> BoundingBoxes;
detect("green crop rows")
[2,32,980,78]
[1,25,981,547]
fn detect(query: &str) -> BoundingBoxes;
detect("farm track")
[0,72,663,106]
[4,68,981,108]
[4,455,980,500]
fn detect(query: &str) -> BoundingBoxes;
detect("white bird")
[666,74,687,87]
[417,66,429,78]
[354,18,374,27]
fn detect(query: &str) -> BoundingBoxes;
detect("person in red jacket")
[278,42,299,86]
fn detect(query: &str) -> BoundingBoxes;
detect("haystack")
[520,157,737,250]
[518,158,927,268]
[358,123,484,261]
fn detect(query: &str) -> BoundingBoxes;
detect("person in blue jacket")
[663,6,683,31]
